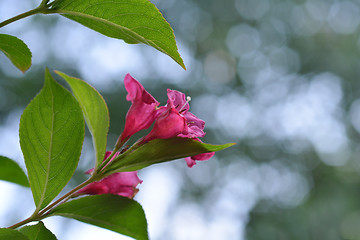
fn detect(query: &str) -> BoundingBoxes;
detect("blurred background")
[1,0,360,239]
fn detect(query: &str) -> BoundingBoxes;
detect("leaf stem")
[0,2,55,29]
[37,176,95,216]
[7,176,96,229]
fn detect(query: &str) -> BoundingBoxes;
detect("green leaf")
[0,34,32,73]
[19,222,57,240]
[50,0,185,69]
[0,156,29,187]
[106,138,235,173]
[19,69,85,210]
[49,195,148,240]
[55,71,109,169]
[0,228,29,240]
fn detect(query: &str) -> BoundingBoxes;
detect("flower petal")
[143,103,188,142]
[77,152,143,198]
[120,74,160,143]
[167,89,189,114]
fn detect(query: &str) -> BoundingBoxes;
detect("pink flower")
[185,151,215,168]
[167,89,205,138]
[118,74,160,145]
[185,138,215,168]
[142,89,205,142]
[142,98,188,142]
[77,152,143,199]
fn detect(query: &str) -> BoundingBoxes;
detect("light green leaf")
[49,195,148,240]
[19,222,57,240]
[106,138,235,173]
[0,228,29,240]
[50,0,185,69]
[55,71,109,169]
[0,34,32,73]
[0,156,29,187]
[19,69,85,210]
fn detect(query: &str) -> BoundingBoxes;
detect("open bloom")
[167,89,205,138]
[76,152,142,199]
[143,89,205,142]
[117,74,159,146]
[141,89,214,167]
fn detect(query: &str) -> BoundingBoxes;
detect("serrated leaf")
[0,34,32,73]
[19,222,57,240]
[49,195,148,240]
[50,0,185,69]
[19,69,85,210]
[55,71,109,169]
[0,156,29,187]
[106,138,235,173]
[0,228,29,240]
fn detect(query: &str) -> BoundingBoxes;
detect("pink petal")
[179,112,205,138]
[120,74,159,143]
[143,101,188,142]
[167,89,189,114]
[77,152,143,199]
[184,139,215,168]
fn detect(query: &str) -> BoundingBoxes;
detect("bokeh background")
[1,0,360,239]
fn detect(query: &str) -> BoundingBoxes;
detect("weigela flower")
[167,89,205,138]
[117,74,160,146]
[117,74,214,168]
[141,89,214,167]
[77,152,142,199]
[143,89,205,142]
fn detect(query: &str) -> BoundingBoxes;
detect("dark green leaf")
[0,228,29,240]
[19,222,57,240]
[106,138,235,173]
[0,34,32,73]
[49,195,148,240]
[55,71,109,169]
[0,156,29,187]
[19,69,85,210]
[51,0,185,69]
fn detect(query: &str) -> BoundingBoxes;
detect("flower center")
[179,96,191,114]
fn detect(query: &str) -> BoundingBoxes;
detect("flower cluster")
[79,74,213,198]
[119,74,214,167]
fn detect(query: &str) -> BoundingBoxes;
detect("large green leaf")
[105,138,235,174]
[19,69,85,210]
[0,228,29,240]
[0,34,32,73]
[19,222,57,240]
[55,71,109,169]
[49,195,148,240]
[50,0,185,69]
[0,156,29,187]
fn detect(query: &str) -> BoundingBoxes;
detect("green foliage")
[19,222,57,240]
[19,69,85,210]
[105,137,235,174]
[55,71,109,169]
[0,228,29,240]
[0,156,29,187]
[49,195,148,240]
[0,34,31,73]
[50,0,185,69]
